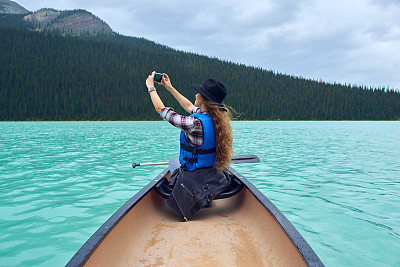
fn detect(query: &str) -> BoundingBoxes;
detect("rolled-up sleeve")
[160,107,197,132]
[160,107,174,121]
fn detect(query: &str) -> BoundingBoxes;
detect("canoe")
[67,167,324,266]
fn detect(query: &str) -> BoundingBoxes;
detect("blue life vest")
[179,113,216,171]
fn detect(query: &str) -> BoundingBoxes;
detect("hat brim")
[192,84,222,103]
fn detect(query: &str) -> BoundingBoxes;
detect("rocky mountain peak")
[0,0,29,14]
[23,9,114,36]
[1,1,114,36]
[23,8,60,25]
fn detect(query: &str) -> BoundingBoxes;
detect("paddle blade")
[231,154,260,164]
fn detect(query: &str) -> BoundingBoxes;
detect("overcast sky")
[16,0,400,89]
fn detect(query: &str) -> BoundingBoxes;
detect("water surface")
[0,121,399,266]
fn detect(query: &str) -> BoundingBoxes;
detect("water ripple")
[1,121,399,266]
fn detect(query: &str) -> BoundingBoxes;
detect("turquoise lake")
[0,121,399,266]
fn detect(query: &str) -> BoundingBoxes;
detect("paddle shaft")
[132,154,259,168]
[132,162,169,168]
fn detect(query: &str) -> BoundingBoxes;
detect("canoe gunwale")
[228,167,324,267]
[67,167,324,267]
[66,168,169,267]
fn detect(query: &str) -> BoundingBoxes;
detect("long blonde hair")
[202,98,234,172]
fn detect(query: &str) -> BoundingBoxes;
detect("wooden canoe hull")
[67,168,323,266]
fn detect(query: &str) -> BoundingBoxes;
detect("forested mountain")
[1,16,399,120]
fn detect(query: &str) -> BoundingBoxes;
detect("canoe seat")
[154,176,244,200]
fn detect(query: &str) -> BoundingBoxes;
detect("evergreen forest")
[1,21,400,121]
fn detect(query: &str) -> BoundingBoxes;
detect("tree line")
[1,26,399,121]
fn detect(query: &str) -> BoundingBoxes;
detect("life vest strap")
[180,143,216,155]
[183,157,198,163]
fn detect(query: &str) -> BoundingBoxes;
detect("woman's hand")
[160,73,173,91]
[146,71,155,89]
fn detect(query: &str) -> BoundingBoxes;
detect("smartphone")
[154,73,164,83]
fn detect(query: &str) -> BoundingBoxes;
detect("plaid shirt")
[160,106,205,147]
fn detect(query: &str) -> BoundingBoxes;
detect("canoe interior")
[82,174,308,267]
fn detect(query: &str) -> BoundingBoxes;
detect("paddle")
[132,154,260,168]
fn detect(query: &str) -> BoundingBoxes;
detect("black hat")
[193,79,227,104]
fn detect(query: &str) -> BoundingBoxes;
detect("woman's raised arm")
[161,73,194,113]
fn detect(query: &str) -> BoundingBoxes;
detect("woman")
[145,71,234,221]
